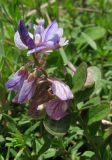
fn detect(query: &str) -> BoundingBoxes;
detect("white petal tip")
[59,37,69,47]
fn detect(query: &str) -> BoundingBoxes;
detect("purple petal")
[42,21,58,41]
[6,76,21,92]
[18,20,28,45]
[5,67,28,92]
[34,24,44,36]
[14,31,28,50]
[34,34,41,46]
[57,28,63,37]
[45,99,68,120]
[37,18,45,26]
[27,38,35,50]
[18,20,35,50]
[18,73,37,103]
[47,34,60,48]
[28,43,55,54]
[48,78,74,101]
[34,20,44,45]
[28,35,60,55]
[27,45,46,54]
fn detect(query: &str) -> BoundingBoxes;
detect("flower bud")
[84,68,94,88]
[18,71,37,104]
[5,67,28,92]
[28,80,52,118]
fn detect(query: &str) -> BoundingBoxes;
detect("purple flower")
[14,20,35,50]
[14,19,68,54]
[18,71,37,104]
[28,80,52,118]
[5,67,28,92]
[45,78,73,120]
[45,99,68,120]
[27,78,73,120]
[48,78,73,100]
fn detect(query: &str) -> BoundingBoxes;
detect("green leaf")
[78,96,101,111]
[43,148,56,159]
[0,114,2,121]
[59,48,68,65]
[82,32,97,50]
[85,27,106,40]
[0,40,5,62]
[75,26,106,47]
[24,122,40,135]
[72,62,87,93]
[14,148,24,160]
[37,142,51,158]
[82,151,95,158]
[75,84,95,104]
[0,135,5,143]
[43,115,71,136]
[89,122,100,136]
[0,154,4,160]
[88,103,110,125]
[88,66,102,95]
[3,114,19,133]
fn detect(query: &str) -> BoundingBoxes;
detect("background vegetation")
[0,0,112,159]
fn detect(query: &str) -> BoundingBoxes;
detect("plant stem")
[32,54,40,66]
[32,54,48,77]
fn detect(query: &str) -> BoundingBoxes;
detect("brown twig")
[76,7,102,13]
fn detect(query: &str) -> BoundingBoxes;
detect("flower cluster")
[14,19,68,55]
[6,19,73,120]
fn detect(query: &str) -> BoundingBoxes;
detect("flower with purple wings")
[14,19,68,55]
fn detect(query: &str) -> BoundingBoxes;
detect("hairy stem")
[32,53,48,77]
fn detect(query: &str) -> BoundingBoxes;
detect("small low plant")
[1,3,111,159]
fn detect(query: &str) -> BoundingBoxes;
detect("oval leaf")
[85,27,106,40]
[88,66,102,95]
[72,62,87,93]
[43,114,71,136]
[75,26,106,47]
[82,32,97,50]
[88,103,110,125]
